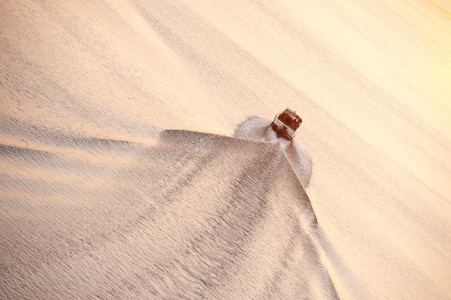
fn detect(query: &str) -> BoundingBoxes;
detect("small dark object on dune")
[271,108,302,141]
[234,108,312,187]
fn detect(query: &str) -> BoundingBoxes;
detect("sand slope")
[1,0,451,299]
[1,130,337,299]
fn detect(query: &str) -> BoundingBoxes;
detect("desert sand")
[1,0,450,299]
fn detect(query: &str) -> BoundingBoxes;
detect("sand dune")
[1,0,451,299]
[1,130,336,299]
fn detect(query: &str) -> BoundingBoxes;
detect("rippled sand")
[1,130,336,298]
[1,0,450,299]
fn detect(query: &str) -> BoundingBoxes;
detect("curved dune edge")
[1,129,337,299]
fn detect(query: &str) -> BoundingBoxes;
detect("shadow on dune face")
[156,130,335,298]
[0,129,335,299]
[234,117,312,188]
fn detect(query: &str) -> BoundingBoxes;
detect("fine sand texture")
[1,0,451,299]
[1,130,336,299]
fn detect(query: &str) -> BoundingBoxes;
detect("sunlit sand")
[1,0,450,299]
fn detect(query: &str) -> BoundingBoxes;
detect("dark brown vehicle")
[271,108,302,140]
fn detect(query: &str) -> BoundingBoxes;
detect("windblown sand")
[1,0,450,299]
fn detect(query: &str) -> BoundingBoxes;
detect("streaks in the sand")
[1,129,335,299]
[234,117,312,188]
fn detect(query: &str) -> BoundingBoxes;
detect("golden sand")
[1,0,450,298]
